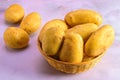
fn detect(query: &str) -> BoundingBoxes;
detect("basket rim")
[37,38,105,65]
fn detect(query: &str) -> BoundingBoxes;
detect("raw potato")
[85,25,115,57]
[5,4,24,23]
[4,27,29,49]
[66,23,98,42]
[39,19,68,42]
[42,27,65,56]
[20,12,41,34]
[65,9,102,27]
[60,32,83,63]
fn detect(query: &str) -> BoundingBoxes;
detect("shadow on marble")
[4,20,21,27]
[4,44,30,53]
[36,57,77,77]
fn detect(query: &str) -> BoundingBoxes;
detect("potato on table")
[85,25,115,57]
[20,12,41,34]
[67,23,98,42]
[4,27,29,49]
[39,19,68,42]
[5,4,24,23]
[60,32,83,63]
[65,9,102,27]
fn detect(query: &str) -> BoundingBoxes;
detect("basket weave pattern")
[38,40,105,73]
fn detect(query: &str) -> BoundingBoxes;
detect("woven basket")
[37,40,105,73]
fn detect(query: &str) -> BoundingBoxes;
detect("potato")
[42,27,65,56]
[4,27,29,49]
[66,23,98,42]
[20,12,41,34]
[39,19,68,42]
[85,25,115,57]
[5,4,24,23]
[65,9,102,27]
[60,32,83,63]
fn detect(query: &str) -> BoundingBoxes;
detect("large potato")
[4,27,29,49]
[66,23,98,42]
[42,27,65,56]
[39,19,68,42]
[5,4,24,23]
[85,25,115,57]
[60,32,83,63]
[20,12,41,34]
[65,9,102,27]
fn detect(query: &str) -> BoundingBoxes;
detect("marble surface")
[0,0,120,80]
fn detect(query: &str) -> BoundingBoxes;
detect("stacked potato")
[4,4,41,49]
[39,9,114,63]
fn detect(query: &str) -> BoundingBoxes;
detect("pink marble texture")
[0,0,120,80]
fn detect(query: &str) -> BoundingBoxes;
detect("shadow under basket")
[37,40,105,74]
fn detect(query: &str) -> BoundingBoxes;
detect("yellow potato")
[66,23,98,42]
[4,27,29,49]
[42,27,65,56]
[65,9,102,27]
[60,32,83,63]
[20,12,41,34]
[5,4,24,23]
[39,19,68,42]
[85,25,115,57]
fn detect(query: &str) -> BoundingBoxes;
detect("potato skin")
[85,25,115,57]
[67,23,98,42]
[5,4,24,23]
[42,27,65,56]
[39,19,68,42]
[60,32,83,63]
[65,9,102,27]
[4,27,29,49]
[20,12,41,34]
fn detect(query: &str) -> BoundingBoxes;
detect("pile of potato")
[4,4,114,63]
[39,9,114,63]
[4,4,41,49]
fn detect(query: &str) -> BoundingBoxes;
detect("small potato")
[60,32,83,63]
[20,12,41,34]
[85,25,115,57]
[39,19,68,42]
[66,23,98,42]
[4,27,29,49]
[5,4,24,23]
[42,27,65,56]
[65,9,102,27]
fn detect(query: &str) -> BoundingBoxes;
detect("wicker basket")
[37,40,105,73]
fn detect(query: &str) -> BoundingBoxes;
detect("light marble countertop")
[0,0,120,80]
